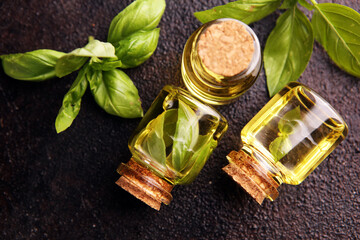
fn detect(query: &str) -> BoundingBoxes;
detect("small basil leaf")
[114,29,160,68]
[279,0,297,9]
[269,136,292,162]
[141,111,167,165]
[1,49,65,81]
[194,0,282,25]
[176,135,217,185]
[56,39,116,78]
[87,68,143,118]
[172,100,199,172]
[278,106,301,135]
[55,64,89,133]
[107,0,166,44]
[312,3,360,78]
[264,6,314,96]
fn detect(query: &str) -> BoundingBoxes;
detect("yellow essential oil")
[224,82,348,204]
[181,18,262,105]
[116,85,228,210]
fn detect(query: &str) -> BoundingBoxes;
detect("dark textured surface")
[0,0,359,239]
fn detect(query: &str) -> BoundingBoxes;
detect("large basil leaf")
[264,6,313,96]
[312,3,360,78]
[55,64,89,133]
[114,29,160,68]
[56,39,116,78]
[269,136,292,162]
[176,135,217,185]
[107,0,166,44]
[172,100,199,172]
[87,68,143,118]
[1,49,65,81]
[194,0,281,24]
[141,111,167,165]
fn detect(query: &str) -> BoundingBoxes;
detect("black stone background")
[0,0,359,239]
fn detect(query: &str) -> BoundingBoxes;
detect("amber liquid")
[241,82,348,185]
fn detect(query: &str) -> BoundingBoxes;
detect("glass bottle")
[181,18,262,105]
[116,85,228,210]
[223,82,348,204]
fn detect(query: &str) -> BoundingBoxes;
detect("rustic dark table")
[1,0,359,239]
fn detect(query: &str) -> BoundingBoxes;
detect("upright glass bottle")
[116,86,228,210]
[181,18,262,105]
[223,82,348,204]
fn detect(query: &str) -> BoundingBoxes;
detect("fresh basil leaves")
[194,0,360,97]
[194,0,282,25]
[88,68,143,118]
[55,64,89,133]
[311,3,360,78]
[1,49,65,81]
[264,5,313,96]
[1,0,166,133]
[107,0,165,44]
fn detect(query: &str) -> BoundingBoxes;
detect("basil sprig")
[194,0,360,96]
[135,100,218,185]
[1,0,166,133]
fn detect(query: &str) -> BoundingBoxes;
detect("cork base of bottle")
[116,158,173,211]
[223,150,279,205]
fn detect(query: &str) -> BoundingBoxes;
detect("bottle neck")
[223,150,280,204]
[116,157,173,210]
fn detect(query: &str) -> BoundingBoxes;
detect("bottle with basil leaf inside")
[116,86,227,210]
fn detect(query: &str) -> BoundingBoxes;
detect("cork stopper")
[116,158,173,210]
[197,20,255,77]
[223,150,279,205]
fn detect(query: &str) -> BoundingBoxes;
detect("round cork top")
[197,20,255,77]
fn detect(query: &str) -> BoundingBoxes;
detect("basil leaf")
[279,0,297,9]
[114,29,160,68]
[162,109,178,147]
[194,0,282,25]
[107,0,166,44]
[172,100,199,172]
[278,106,301,135]
[87,68,143,118]
[56,39,116,78]
[176,135,217,185]
[1,49,65,81]
[141,111,167,165]
[264,6,313,96]
[311,3,360,78]
[55,64,89,133]
[269,136,292,162]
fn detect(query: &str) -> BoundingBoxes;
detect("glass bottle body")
[128,85,228,185]
[224,82,348,204]
[181,18,262,105]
